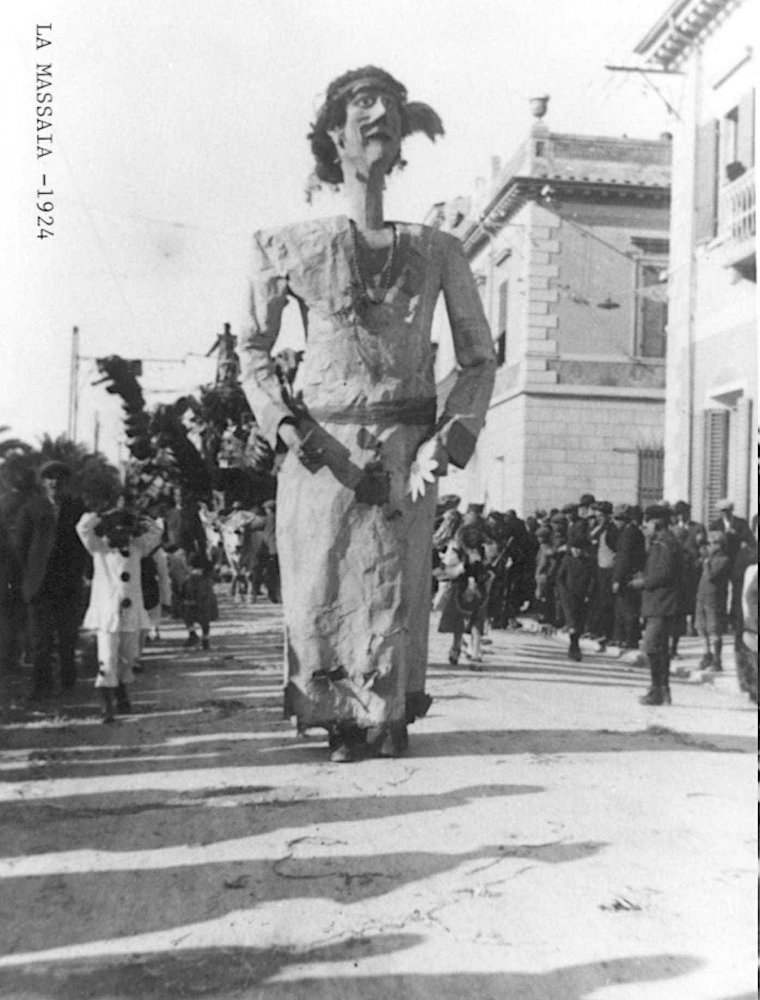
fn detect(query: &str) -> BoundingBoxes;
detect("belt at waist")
[304,398,437,427]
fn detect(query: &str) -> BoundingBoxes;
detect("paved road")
[0,598,755,1000]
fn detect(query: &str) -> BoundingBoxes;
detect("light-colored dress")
[241,215,494,736]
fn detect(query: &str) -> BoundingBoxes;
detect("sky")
[2,0,681,462]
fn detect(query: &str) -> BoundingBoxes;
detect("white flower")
[406,438,439,502]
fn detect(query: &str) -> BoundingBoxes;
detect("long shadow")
[0,941,704,999]
[1,718,753,795]
[0,782,544,857]
[0,840,606,954]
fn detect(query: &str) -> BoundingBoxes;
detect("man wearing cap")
[630,504,681,705]
[12,462,88,701]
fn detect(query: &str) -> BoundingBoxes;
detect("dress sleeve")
[437,234,496,468]
[239,230,295,448]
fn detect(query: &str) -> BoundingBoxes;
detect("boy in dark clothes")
[556,524,595,662]
[181,554,217,651]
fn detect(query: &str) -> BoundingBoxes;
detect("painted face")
[330,85,402,174]
[41,477,63,504]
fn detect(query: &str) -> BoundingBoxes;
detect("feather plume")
[403,102,445,142]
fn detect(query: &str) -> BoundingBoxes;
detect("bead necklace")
[349,220,398,305]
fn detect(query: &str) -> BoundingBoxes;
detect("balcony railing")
[716,166,755,271]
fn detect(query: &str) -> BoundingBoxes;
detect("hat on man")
[593,500,613,515]
[466,502,485,515]
[673,499,691,515]
[579,493,596,508]
[612,503,630,520]
[39,460,71,481]
[643,504,669,522]
[715,498,734,511]
[561,502,578,516]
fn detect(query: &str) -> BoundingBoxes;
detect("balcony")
[715,166,756,278]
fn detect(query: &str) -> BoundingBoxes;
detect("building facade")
[430,109,672,514]
[635,0,757,524]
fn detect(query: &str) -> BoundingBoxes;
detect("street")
[0,597,755,1000]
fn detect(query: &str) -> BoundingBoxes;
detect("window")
[637,448,664,507]
[634,261,667,358]
[495,280,508,367]
[720,106,740,179]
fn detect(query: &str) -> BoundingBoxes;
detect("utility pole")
[67,325,80,441]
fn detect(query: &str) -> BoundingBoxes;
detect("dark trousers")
[265,554,281,603]
[0,598,26,709]
[27,589,83,694]
[590,566,615,641]
[614,587,641,649]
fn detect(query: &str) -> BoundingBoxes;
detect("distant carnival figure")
[240,67,495,760]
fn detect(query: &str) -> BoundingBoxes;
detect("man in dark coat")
[710,498,753,628]
[611,504,646,652]
[631,504,681,705]
[0,466,37,714]
[12,462,89,701]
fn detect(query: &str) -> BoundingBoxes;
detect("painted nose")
[367,96,391,123]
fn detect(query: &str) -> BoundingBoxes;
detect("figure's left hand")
[406,438,448,503]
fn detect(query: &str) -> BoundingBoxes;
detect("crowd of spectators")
[432,491,757,704]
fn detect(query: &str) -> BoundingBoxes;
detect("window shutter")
[695,119,719,243]
[702,408,729,521]
[637,448,664,507]
[737,89,755,169]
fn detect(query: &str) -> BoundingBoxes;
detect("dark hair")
[308,66,444,187]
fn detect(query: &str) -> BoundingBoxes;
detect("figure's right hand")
[277,422,300,452]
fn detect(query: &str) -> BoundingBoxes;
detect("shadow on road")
[0,939,703,1000]
[0,839,606,955]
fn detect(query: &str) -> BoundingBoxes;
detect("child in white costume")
[77,508,162,722]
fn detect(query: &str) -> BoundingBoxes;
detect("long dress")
[240,214,495,738]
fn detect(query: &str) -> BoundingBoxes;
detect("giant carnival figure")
[240,67,496,761]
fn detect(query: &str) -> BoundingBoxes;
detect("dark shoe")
[568,639,582,662]
[699,653,713,670]
[329,743,356,763]
[201,638,210,651]
[448,647,460,666]
[639,686,665,705]
[115,683,131,715]
[185,632,199,648]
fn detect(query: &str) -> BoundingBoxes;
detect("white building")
[635,0,757,524]
[431,104,672,514]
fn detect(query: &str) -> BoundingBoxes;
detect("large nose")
[367,95,391,123]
